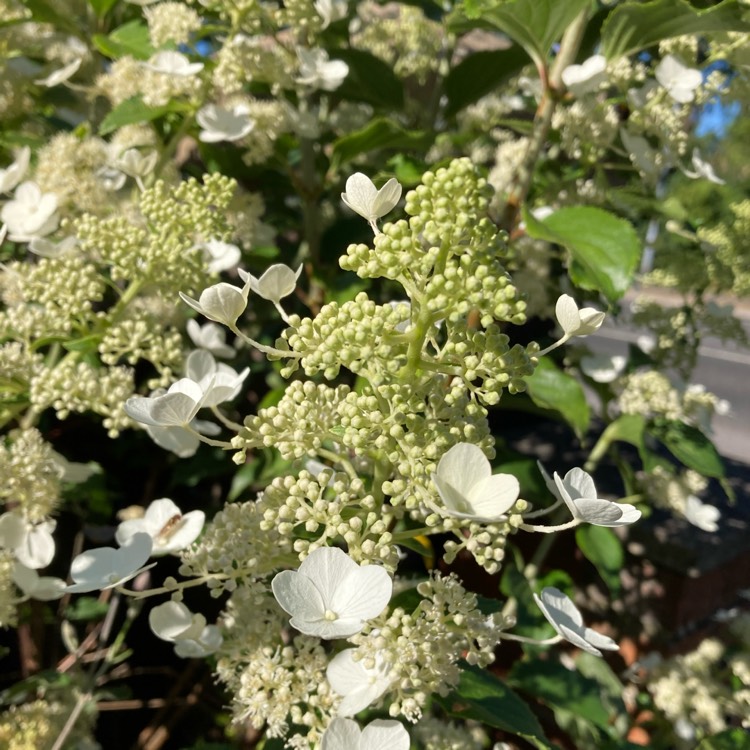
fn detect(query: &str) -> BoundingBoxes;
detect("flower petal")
[436,443,491,497]
[321,718,361,750]
[360,719,410,750]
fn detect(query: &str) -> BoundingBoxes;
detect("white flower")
[238,263,303,305]
[50,451,98,483]
[186,319,235,358]
[34,58,82,87]
[0,146,30,193]
[196,103,254,143]
[580,353,626,383]
[185,349,249,407]
[321,718,409,750]
[124,378,208,428]
[28,236,77,258]
[533,587,619,657]
[555,294,605,339]
[327,648,392,716]
[115,148,158,179]
[179,279,251,327]
[655,55,702,103]
[143,51,204,76]
[432,443,519,521]
[12,563,66,601]
[1,182,59,241]
[95,165,128,192]
[271,546,392,639]
[561,54,607,97]
[199,239,241,274]
[341,173,402,230]
[684,495,720,533]
[314,0,348,28]
[144,417,220,458]
[620,128,661,178]
[149,600,222,657]
[297,48,349,91]
[116,498,205,555]
[540,464,641,527]
[0,512,56,569]
[682,149,725,185]
[66,532,154,593]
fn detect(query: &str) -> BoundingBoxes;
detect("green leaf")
[697,728,750,750]
[62,335,102,354]
[509,659,613,731]
[99,96,178,135]
[65,597,110,622]
[647,420,725,478]
[523,206,641,303]
[443,46,529,117]
[464,0,591,69]
[92,20,154,61]
[331,117,431,167]
[602,0,750,60]
[525,357,590,438]
[436,663,551,748]
[332,49,404,109]
[575,525,623,595]
[88,0,119,17]
[24,0,81,35]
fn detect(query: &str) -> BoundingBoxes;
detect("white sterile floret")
[271,546,392,639]
[196,103,254,143]
[198,239,241,274]
[179,278,251,327]
[29,236,77,258]
[683,149,725,185]
[12,563,66,601]
[115,148,158,179]
[655,55,702,103]
[238,263,302,305]
[66,532,154,593]
[327,648,392,717]
[533,587,619,657]
[314,0,348,28]
[0,146,30,193]
[143,50,204,76]
[124,378,207,428]
[116,498,205,555]
[34,58,82,87]
[684,495,721,533]
[540,464,641,527]
[321,718,410,750]
[173,626,223,657]
[432,443,519,522]
[144,415,220,458]
[580,353,626,383]
[185,349,249,407]
[341,173,402,230]
[561,54,607,97]
[95,165,128,192]
[187,319,235,359]
[0,512,56,569]
[555,294,605,339]
[1,182,59,241]
[297,48,349,91]
[148,599,222,656]
[620,128,661,178]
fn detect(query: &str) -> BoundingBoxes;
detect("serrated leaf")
[525,357,590,438]
[523,206,641,303]
[576,525,623,595]
[331,117,431,167]
[443,46,528,117]
[99,96,176,135]
[602,0,750,60]
[332,49,404,109]
[437,663,551,748]
[647,420,725,478]
[92,20,154,61]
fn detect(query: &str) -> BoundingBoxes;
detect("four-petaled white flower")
[187,319,235,359]
[144,415,220,458]
[12,562,66,601]
[0,146,30,194]
[297,48,349,91]
[239,263,303,305]
[341,173,402,232]
[149,600,223,657]
[34,58,82,87]
[95,165,128,192]
[1,182,59,241]
[432,443,519,522]
[196,103,254,143]
[684,495,720,533]
[198,239,241,274]
[143,51,204,77]
[327,648,393,716]
[682,149,725,185]
[555,294,605,339]
[115,149,158,179]
[655,55,702,103]
[561,54,607,97]
[179,278,251,327]
[533,586,619,657]
[124,378,208,428]
[540,464,641,527]
[271,546,392,639]
[580,353,626,384]
[0,512,56,569]
[320,718,409,750]
[66,532,154,593]
[185,349,249,407]
[116,498,205,555]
